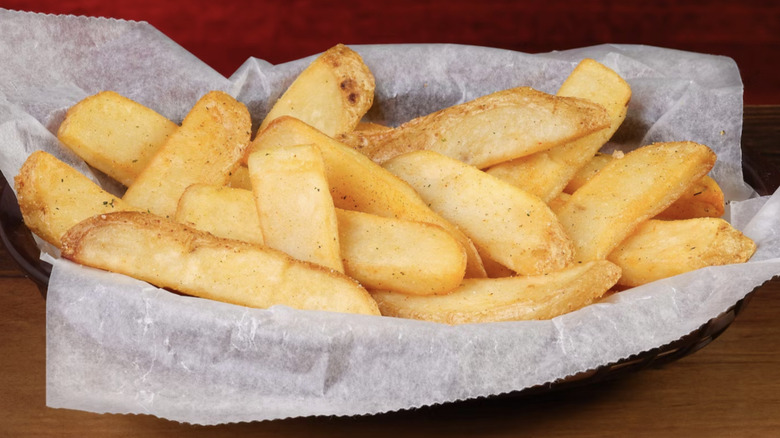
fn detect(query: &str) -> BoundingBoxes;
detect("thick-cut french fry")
[249,116,487,278]
[383,150,574,276]
[556,141,717,262]
[565,152,726,220]
[175,184,264,245]
[57,91,178,187]
[336,208,466,295]
[248,145,344,273]
[354,121,391,133]
[486,59,631,202]
[122,91,251,217]
[563,152,616,193]
[338,87,610,169]
[608,218,756,287]
[14,150,143,247]
[371,260,621,324]
[172,183,466,295]
[61,211,380,316]
[258,44,375,137]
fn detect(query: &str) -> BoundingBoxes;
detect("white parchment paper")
[1,9,778,424]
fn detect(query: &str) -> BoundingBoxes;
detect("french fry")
[175,184,264,245]
[371,260,621,324]
[122,91,251,217]
[354,121,391,133]
[336,208,466,295]
[60,211,380,316]
[14,150,143,247]
[565,152,726,220]
[338,86,610,169]
[608,218,756,287]
[247,144,344,273]
[258,44,375,137]
[56,91,178,187]
[382,150,574,276]
[173,184,466,295]
[485,59,631,202]
[249,116,487,278]
[556,141,717,261]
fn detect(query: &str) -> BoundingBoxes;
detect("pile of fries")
[14,44,756,324]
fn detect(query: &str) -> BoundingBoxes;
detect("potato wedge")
[57,91,178,187]
[172,184,466,295]
[383,150,574,276]
[14,150,143,247]
[336,209,466,295]
[258,44,375,137]
[556,141,717,261]
[122,91,251,217]
[566,152,726,220]
[608,218,756,287]
[60,211,380,316]
[249,116,487,278]
[175,184,264,245]
[371,260,621,324]
[338,86,610,169]
[486,59,631,202]
[248,145,344,273]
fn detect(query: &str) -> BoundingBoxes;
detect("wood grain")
[0,106,778,436]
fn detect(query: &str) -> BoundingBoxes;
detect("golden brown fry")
[122,91,251,217]
[249,116,487,278]
[654,176,725,220]
[56,91,178,187]
[566,152,726,220]
[258,44,375,137]
[175,184,264,245]
[556,141,717,262]
[338,87,610,169]
[14,150,142,247]
[486,59,631,202]
[383,150,574,276]
[608,218,756,287]
[172,183,466,295]
[354,121,391,133]
[61,211,380,316]
[371,260,621,324]
[336,209,466,295]
[248,145,344,273]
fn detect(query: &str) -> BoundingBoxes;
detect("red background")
[2,0,779,104]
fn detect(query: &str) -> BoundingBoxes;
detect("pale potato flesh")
[248,145,344,273]
[565,152,726,220]
[60,212,380,316]
[336,209,466,295]
[371,260,621,324]
[122,91,251,217]
[486,59,631,202]
[175,184,264,245]
[556,141,717,261]
[383,150,574,276]
[258,44,375,137]
[172,182,466,295]
[339,87,610,169]
[249,116,487,278]
[14,150,143,247]
[608,218,756,287]
[57,91,178,187]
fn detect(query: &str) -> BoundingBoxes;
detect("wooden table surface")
[1,106,779,437]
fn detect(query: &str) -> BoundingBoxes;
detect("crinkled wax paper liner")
[0,9,778,425]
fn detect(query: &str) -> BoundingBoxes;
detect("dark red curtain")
[3,0,778,104]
